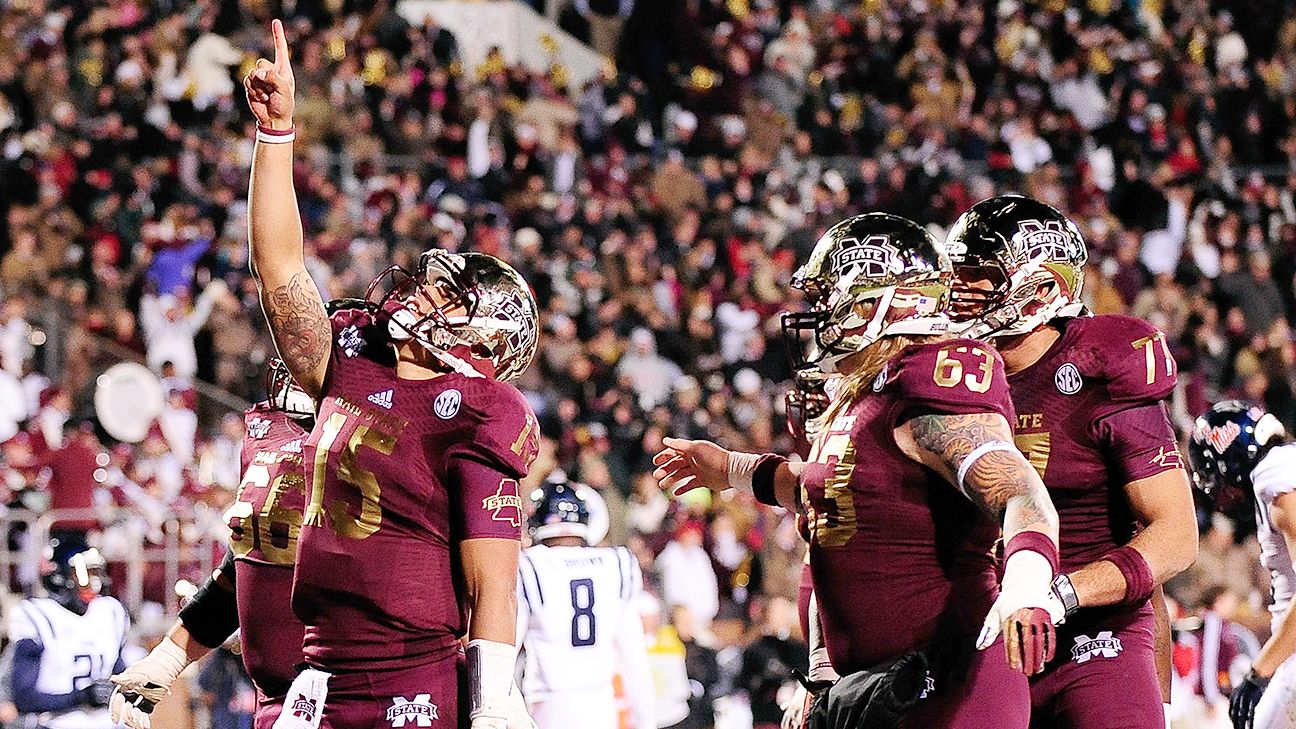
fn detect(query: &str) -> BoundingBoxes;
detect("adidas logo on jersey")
[368,390,394,409]
[385,695,438,727]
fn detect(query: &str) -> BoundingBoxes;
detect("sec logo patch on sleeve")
[434,389,461,419]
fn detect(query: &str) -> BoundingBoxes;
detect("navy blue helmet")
[1188,401,1287,505]
[41,541,107,615]
[528,471,591,543]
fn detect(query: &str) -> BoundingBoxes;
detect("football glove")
[1229,669,1268,729]
[110,637,189,729]
[82,679,115,709]
[977,549,1063,676]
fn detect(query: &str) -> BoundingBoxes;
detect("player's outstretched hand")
[652,437,731,496]
[244,19,295,129]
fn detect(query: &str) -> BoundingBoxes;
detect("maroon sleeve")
[890,339,1015,424]
[1076,315,1177,419]
[445,379,539,540]
[1094,402,1184,484]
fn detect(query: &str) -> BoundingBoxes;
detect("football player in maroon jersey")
[655,213,1062,729]
[245,21,540,729]
[946,195,1198,729]
[110,359,314,729]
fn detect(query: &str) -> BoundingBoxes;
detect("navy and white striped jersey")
[516,544,655,729]
[10,595,128,729]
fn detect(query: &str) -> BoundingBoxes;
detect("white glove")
[977,550,1064,649]
[110,637,189,729]
[781,684,808,729]
[470,683,535,729]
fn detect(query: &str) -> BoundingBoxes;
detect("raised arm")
[897,411,1062,676]
[244,19,329,398]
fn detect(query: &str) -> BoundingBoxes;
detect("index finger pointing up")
[271,19,289,69]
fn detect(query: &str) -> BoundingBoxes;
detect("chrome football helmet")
[781,213,951,374]
[946,195,1088,339]
[369,250,539,382]
[265,358,315,419]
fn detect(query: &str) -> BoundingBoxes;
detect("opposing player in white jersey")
[517,473,655,729]
[1189,401,1296,729]
[10,542,128,729]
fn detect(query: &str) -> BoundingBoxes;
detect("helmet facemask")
[368,250,538,382]
[265,358,315,419]
[782,267,949,374]
[949,214,1088,340]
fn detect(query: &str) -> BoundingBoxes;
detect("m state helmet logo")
[1014,220,1085,262]
[385,695,439,727]
[1071,631,1123,664]
[831,235,905,279]
[1200,421,1242,454]
[483,479,523,527]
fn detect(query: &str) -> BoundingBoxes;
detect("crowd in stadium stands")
[1,0,1296,724]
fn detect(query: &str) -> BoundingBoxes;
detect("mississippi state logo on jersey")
[385,695,438,727]
[1071,632,1123,664]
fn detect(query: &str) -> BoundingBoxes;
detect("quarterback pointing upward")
[245,20,539,729]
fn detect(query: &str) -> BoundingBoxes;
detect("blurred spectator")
[197,648,256,729]
[738,598,805,729]
[658,520,720,629]
[139,281,226,377]
[641,594,692,729]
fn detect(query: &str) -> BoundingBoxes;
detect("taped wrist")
[726,451,762,492]
[1102,545,1155,607]
[140,636,189,694]
[179,565,240,649]
[467,639,516,719]
[752,454,788,507]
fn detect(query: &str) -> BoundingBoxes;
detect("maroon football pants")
[317,656,466,729]
[900,636,1031,729]
[255,692,285,729]
[1029,605,1162,729]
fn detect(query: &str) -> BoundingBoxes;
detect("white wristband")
[726,451,761,492]
[467,639,516,719]
[256,127,296,144]
[956,440,1018,493]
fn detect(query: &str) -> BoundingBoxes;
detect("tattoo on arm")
[262,271,329,394]
[909,413,1057,535]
